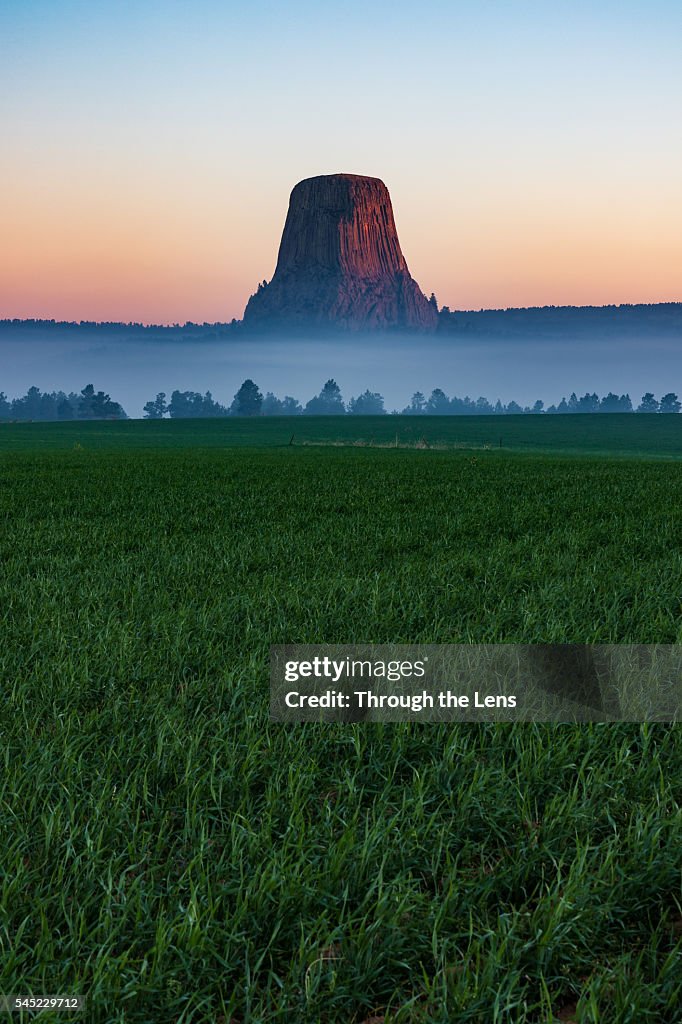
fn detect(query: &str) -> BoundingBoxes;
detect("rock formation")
[243,173,437,332]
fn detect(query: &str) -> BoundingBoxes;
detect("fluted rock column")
[243,173,437,332]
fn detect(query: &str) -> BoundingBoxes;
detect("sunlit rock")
[243,173,437,332]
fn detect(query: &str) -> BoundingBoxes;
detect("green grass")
[2,411,682,457]
[0,420,681,1022]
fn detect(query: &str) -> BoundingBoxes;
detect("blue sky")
[2,0,681,321]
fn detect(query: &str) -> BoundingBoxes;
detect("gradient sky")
[2,0,681,324]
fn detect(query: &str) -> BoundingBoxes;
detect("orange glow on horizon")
[1,172,680,324]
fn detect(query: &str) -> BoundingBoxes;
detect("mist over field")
[2,328,682,418]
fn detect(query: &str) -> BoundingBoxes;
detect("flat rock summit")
[243,173,437,332]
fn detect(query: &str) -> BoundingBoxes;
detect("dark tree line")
[401,389,681,415]
[144,381,682,418]
[146,379,386,418]
[4,304,682,340]
[2,381,678,422]
[434,301,682,338]
[0,385,127,421]
[1,319,240,339]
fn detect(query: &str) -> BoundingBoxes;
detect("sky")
[2,0,681,324]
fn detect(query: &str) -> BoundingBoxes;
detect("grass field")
[2,411,682,456]
[1,416,681,1022]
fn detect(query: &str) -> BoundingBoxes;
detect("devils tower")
[243,174,437,332]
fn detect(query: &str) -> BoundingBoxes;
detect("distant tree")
[659,392,681,414]
[545,404,558,414]
[168,390,203,418]
[12,385,44,420]
[577,392,600,413]
[556,398,569,413]
[304,379,345,415]
[637,392,659,413]
[599,392,634,413]
[94,389,125,418]
[259,392,303,416]
[506,400,522,414]
[403,391,426,415]
[0,392,11,417]
[428,293,439,313]
[78,384,96,419]
[143,392,168,419]
[107,393,126,418]
[261,392,283,415]
[231,379,263,417]
[347,390,386,415]
[39,392,60,420]
[280,396,303,415]
[28,385,46,417]
[167,390,226,418]
[493,399,504,415]
[599,392,621,412]
[202,391,229,417]
[451,395,477,415]
[57,398,74,420]
[75,384,125,419]
[426,388,450,415]
[531,400,544,414]
[91,390,108,418]
[567,392,579,413]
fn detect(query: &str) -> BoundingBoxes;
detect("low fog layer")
[2,330,682,418]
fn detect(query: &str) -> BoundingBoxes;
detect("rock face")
[243,174,437,332]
